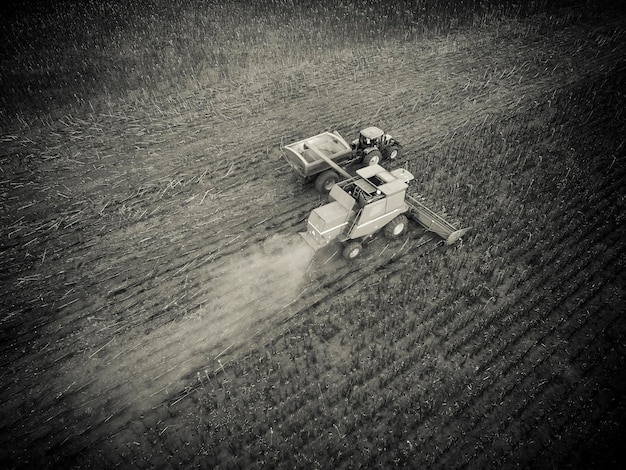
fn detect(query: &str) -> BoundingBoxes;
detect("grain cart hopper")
[281,127,401,194]
[300,164,470,260]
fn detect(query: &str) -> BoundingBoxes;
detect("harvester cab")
[352,126,402,166]
[300,164,415,260]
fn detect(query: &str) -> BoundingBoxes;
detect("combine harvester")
[282,128,470,260]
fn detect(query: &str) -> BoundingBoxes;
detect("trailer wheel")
[363,149,382,166]
[384,215,408,238]
[384,145,401,160]
[342,241,363,260]
[315,170,339,194]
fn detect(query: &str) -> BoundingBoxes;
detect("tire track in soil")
[214,68,626,469]
[59,234,313,411]
[363,153,626,468]
[312,207,624,467]
[434,242,626,469]
[506,291,625,468]
[36,233,439,461]
[539,327,626,468]
[1,12,625,465]
[277,228,624,470]
[351,136,626,467]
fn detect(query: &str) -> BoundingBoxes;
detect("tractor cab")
[351,126,401,164]
[357,126,385,149]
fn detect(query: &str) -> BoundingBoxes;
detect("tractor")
[281,126,402,193]
[351,126,402,166]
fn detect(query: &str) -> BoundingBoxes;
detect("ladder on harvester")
[406,195,470,245]
[338,208,362,244]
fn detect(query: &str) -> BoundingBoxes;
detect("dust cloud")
[54,234,315,431]
[198,233,316,344]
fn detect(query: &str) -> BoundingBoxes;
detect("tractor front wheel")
[384,215,408,238]
[315,170,339,194]
[342,241,363,260]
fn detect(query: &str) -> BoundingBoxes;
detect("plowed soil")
[2,4,626,469]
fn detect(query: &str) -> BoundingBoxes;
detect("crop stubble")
[1,4,626,469]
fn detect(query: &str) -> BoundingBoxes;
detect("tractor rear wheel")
[384,145,401,160]
[363,149,382,166]
[384,215,408,238]
[342,241,363,260]
[315,170,339,194]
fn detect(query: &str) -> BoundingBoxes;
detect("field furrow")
[1,3,625,468]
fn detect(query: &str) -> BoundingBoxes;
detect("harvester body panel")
[300,197,355,250]
[348,202,408,240]
[300,164,415,249]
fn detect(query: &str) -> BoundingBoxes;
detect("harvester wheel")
[384,145,401,160]
[315,170,339,194]
[384,215,408,238]
[363,149,382,166]
[342,241,363,260]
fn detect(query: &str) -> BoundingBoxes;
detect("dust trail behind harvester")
[198,233,315,348]
[53,234,315,437]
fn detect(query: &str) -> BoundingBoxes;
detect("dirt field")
[2,1,626,468]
